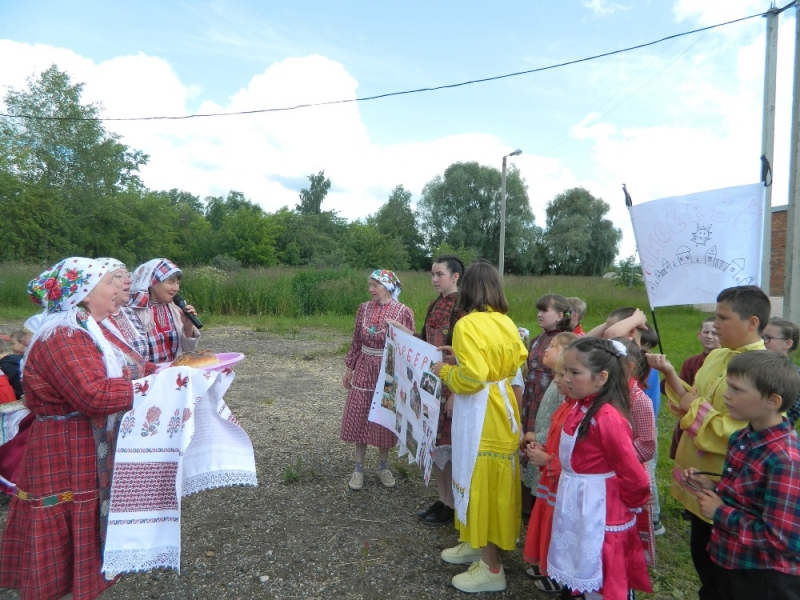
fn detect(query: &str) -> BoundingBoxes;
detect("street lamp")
[499,148,522,276]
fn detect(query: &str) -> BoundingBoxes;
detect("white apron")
[547,408,612,594]
[450,378,518,526]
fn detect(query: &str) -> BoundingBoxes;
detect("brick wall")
[771,207,787,296]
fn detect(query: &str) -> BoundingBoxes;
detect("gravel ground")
[0,325,599,599]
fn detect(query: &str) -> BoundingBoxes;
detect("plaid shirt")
[710,420,800,574]
[629,380,656,463]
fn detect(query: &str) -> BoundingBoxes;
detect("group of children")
[510,285,800,599]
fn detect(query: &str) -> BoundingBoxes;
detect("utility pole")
[761,5,779,296]
[785,3,800,321]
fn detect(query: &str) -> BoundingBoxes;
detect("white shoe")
[452,560,506,593]
[348,471,363,490]
[378,468,395,488]
[441,542,482,565]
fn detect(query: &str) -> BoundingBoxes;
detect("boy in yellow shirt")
[647,285,769,600]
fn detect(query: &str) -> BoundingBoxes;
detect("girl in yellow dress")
[432,260,527,593]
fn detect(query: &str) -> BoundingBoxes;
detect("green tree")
[296,170,331,215]
[1,65,147,193]
[203,191,278,266]
[542,187,621,276]
[344,222,409,270]
[0,65,149,257]
[417,162,542,274]
[273,208,348,266]
[368,185,426,269]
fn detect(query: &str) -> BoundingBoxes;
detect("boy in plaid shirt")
[683,351,800,599]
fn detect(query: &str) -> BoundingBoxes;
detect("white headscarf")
[24,257,124,378]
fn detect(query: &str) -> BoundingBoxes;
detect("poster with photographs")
[368,324,442,484]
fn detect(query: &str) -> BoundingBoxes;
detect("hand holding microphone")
[173,294,203,330]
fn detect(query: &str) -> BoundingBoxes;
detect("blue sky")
[1,1,795,259]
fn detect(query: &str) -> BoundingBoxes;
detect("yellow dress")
[440,308,528,550]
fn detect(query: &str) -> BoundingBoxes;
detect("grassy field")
[0,262,718,597]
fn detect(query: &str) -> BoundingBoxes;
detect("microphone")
[173,294,203,330]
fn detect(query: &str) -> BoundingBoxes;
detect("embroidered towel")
[102,366,257,575]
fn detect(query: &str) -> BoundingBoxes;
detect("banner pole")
[650,309,664,355]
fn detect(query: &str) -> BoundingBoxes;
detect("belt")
[36,411,81,422]
[360,346,384,357]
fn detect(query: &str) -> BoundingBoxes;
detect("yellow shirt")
[666,340,765,520]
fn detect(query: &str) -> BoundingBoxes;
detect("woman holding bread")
[0,257,157,599]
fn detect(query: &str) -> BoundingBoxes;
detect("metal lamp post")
[499,149,522,276]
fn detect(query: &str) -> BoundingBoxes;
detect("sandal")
[525,565,547,580]
[534,577,564,594]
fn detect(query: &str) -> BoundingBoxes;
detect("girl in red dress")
[341,270,414,491]
[0,257,157,600]
[547,337,652,600]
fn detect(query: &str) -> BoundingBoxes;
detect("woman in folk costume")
[547,337,651,600]
[341,269,415,491]
[127,258,199,363]
[0,257,157,600]
[96,258,149,361]
[432,260,527,594]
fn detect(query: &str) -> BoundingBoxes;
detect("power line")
[1,4,794,123]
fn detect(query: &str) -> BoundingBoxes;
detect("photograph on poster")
[381,392,395,411]
[420,371,439,396]
[384,344,395,377]
[395,411,403,434]
[409,382,422,419]
[405,422,418,457]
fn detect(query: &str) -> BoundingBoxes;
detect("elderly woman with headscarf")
[96,258,149,362]
[127,258,200,363]
[0,257,157,600]
[341,269,415,491]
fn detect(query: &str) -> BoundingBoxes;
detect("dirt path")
[0,326,584,599]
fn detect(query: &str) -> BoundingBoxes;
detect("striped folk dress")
[340,300,414,448]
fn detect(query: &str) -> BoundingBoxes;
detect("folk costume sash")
[548,408,613,594]
[102,366,257,575]
[451,378,518,526]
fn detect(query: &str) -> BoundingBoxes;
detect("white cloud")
[673,0,770,26]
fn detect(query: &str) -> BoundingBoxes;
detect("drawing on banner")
[368,324,442,484]
[629,183,764,308]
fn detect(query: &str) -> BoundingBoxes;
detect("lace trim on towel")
[605,515,637,532]
[103,545,181,575]
[183,470,258,497]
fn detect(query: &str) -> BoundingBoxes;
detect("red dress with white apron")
[548,400,652,600]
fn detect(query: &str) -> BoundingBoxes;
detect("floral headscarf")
[25,257,123,377]
[28,257,109,314]
[128,258,181,308]
[370,269,402,301]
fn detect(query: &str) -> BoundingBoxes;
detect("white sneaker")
[441,542,482,565]
[452,560,506,593]
[378,468,396,488]
[348,471,363,490]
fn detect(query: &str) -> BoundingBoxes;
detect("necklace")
[368,301,391,335]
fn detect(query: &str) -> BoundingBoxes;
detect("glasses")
[762,334,787,344]
[111,272,131,280]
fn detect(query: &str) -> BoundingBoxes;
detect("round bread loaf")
[171,351,220,368]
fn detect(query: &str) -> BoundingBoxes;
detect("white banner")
[629,183,765,308]
[368,325,442,485]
